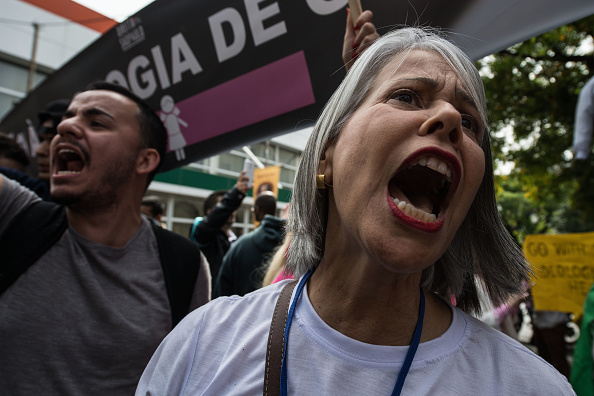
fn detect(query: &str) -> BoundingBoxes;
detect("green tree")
[479,14,594,240]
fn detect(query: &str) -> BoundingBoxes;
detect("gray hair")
[286,27,529,314]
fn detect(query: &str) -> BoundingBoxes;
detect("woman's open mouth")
[388,151,459,228]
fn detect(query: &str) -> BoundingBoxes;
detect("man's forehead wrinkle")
[64,104,116,121]
[88,107,117,121]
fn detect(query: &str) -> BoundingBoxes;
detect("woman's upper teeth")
[408,156,452,181]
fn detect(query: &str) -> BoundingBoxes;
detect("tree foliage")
[478,14,594,242]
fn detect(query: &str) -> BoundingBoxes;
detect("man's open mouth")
[389,155,457,224]
[55,148,86,175]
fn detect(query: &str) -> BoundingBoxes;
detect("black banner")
[2,0,593,172]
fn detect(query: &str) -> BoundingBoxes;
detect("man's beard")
[53,154,137,212]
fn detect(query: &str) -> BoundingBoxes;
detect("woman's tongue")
[402,192,433,214]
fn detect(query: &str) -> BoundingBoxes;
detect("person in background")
[136,22,574,394]
[0,81,210,396]
[190,171,249,286]
[214,191,285,298]
[141,194,165,227]
[35,99,71,181]
[342,8,380,71]
[571,282,594,395]
[572,75,594,160]
[0,133,29,172]
[260,231,294,287]
[0,99,70,200]
[531,310,572,377]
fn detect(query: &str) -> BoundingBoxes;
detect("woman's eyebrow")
[401,76,440,90]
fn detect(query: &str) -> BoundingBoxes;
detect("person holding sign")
[137,26,575,395]
[190,171,250,286]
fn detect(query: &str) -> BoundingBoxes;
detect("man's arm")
[0,167,51,200]
[192,172,249,243]
[0,174,42,236]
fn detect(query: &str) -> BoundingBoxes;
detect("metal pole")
[242,146,265,169]
[27,22,40,92]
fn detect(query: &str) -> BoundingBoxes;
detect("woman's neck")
[306,256,452,346]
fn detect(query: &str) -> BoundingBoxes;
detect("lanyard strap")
[392,285,425,395]
[274,269,425,396]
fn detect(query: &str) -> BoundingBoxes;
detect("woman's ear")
[317,142,335,185]
[136,148,160,177]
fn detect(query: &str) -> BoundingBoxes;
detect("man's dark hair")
[84,81,167,185]
[142,195,164,217]
[0,133,29,169]
[204,191,226,215]
[255,192,277,217]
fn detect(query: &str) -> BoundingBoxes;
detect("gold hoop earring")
[316,175,326,189]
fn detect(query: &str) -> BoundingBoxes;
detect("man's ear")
[317,142,335,186]
[136,148,160,177]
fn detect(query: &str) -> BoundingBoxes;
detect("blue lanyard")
[280,269,425,396]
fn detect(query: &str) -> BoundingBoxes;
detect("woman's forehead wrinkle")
[401,76,441,90]
[455,83,480,112]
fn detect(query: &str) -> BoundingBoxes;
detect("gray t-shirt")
[0,176,210,395]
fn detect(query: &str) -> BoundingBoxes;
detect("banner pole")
[348,0,363,23]
[242,146,265,169]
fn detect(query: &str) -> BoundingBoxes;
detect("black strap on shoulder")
[0,201,67,295]
[263,280,299,396]
[151,222,201,328]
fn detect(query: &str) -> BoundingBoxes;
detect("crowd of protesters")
[0,5,591,396]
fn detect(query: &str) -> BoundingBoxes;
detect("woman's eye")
[388,90,419,106]
[461,117,473,130]
[461,115,481,139]
[396,93,413,103]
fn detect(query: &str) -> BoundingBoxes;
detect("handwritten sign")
[524,232,594,319]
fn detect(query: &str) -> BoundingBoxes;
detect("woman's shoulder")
[457,310,574,394]
[189,280,294,327]
[149,281,295,366]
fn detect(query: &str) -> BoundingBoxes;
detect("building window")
[218,152,245,173]
[0,60,47,119]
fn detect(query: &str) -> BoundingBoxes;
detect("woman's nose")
[419,102,464,148]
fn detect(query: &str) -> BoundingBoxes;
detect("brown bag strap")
[263,279,299,396]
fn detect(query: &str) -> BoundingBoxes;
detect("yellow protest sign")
[252,166,281,228]
[524,232,594,319]
[253,166,281,198]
